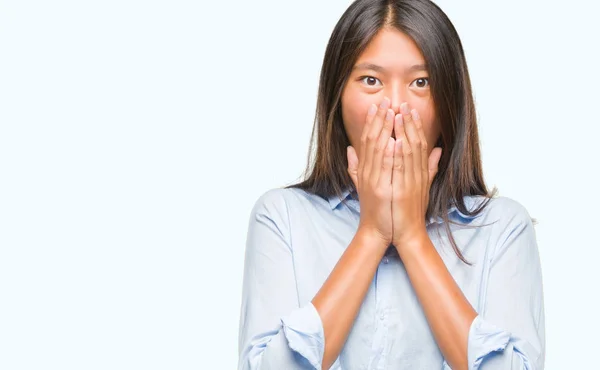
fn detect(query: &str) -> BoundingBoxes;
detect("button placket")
[375,258,392,370]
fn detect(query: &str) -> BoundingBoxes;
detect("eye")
[359,76,382,87]
[410,77,430,89]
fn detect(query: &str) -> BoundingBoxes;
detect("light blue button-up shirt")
[237,186,545,369]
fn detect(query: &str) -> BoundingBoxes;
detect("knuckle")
[368,177,378,188]
[382,157,393,168]
[393,190,407,201]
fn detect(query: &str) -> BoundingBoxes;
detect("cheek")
[412,104,440,149]
[341,93,370,147]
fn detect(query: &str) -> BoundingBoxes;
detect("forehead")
[355,28,425,67]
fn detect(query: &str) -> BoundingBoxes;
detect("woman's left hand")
[391,103,443,252]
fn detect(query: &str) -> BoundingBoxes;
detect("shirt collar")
[327,187,483,225]
[327,187,356,210]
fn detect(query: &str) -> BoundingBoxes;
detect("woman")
[237,0,545,369]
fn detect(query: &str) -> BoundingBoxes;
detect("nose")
[388,89,407,139]
[389,89,406,115]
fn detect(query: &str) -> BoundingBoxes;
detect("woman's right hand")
[347,96,395,247]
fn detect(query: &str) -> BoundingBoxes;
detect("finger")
[425,146,442,210]
[411,108,429,198]
[400,103,422,172]
[392,114,406,193]
[358,103,378,180]
[427,147,442,189]
[378,137,395,189]
[400,103,421,188]
[411,109,429,173]
[371,108,394,183]
[347,146,359,191]
[364,97,390,181]
[376,107,395,150]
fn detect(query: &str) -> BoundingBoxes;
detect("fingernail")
[411,109,420,120]
[380,97,390,110]
[386,109,393,121]
[400,102,410,115]
[368,104,377,116]
[395,114,403,126]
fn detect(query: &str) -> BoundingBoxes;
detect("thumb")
[347,145,359,190]
[428,147,442,189]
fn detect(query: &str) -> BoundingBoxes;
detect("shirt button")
[379,313,385,320]
[383,256,389,264]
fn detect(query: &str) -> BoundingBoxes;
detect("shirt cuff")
[468,315,511,369]
[280,302,325,370]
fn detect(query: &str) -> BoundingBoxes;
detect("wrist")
[356,226,391,251]
[393,229,429,255]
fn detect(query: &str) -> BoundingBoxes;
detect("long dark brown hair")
[286,0,497,263]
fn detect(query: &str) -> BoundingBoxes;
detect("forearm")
[312,227,389,370]
[397,232,477,370]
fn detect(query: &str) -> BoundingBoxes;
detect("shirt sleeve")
[444,201,545,369]
[237,189,326,370]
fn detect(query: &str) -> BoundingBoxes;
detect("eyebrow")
[352,62,428,74]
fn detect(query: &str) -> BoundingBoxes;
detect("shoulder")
[249,187,324,220]
[474,195,538,258]
[247,187,327,247]
[475,195,534,226]
[250,188,290,219]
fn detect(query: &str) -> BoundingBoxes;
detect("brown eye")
[360,76,382,87]
[412,78,430,88]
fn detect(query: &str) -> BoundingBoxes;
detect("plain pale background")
[1,0,599,369]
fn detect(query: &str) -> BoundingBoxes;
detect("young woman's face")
[341,28,441,159]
